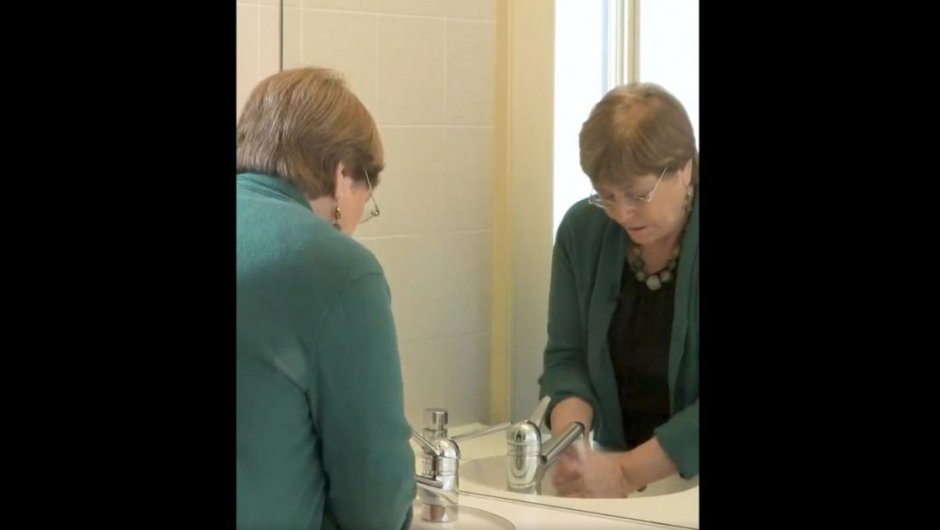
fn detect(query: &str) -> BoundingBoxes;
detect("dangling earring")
[332,205,342,230]
[683,186,694,213]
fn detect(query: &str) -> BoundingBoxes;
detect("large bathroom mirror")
[279,1,699,527]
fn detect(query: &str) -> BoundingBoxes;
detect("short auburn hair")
[237,66,384,198]
[580,82,698,187]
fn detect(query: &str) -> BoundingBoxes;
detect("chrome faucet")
[505,396,586,493]
[411,411,460,523]
[412,430,460,523]
[411,407,515,522]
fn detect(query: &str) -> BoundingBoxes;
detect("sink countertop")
[444,492,696,530]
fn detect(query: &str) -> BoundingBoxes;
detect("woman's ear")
[680,158,694,187]
[332,161,347,199]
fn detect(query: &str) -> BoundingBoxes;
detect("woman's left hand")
[576,448,641,498]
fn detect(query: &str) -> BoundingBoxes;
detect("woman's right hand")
[545,398,594,496]
[549,443,585,497]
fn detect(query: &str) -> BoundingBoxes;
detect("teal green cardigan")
[539,194,699,478]
[237,173,415,529]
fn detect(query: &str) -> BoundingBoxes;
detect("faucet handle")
[527,396,552,428]
[411,430,442,457]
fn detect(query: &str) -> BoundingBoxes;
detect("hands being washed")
[549,444,584,497]
[549,441,642,498]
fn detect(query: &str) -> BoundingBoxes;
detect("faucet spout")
[415,477,459,512]
[414,474,444,490]
[540,421,585,468]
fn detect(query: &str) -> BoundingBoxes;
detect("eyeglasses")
[588,167,667,211]
[360,166,380,224]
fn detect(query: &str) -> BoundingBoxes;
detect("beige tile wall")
[282,1,496,428]
[236,0,282,118]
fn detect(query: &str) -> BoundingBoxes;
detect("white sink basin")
[409,498,515,529]
[460,455,698,499]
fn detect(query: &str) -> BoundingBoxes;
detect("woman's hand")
[549,444,584,497]
[548,442,641,498]
[577,448,641,498]
[578,436,681,497]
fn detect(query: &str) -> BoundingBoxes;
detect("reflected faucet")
[505,396,586,493]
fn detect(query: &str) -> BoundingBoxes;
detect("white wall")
[639,0,699,145]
